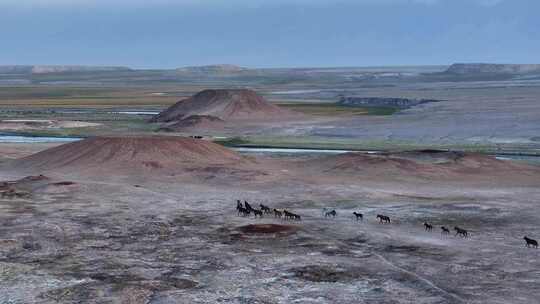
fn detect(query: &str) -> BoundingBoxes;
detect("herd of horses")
[237,200,301,221]
[236,200,539,249]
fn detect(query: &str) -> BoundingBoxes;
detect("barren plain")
[0,65,539,303]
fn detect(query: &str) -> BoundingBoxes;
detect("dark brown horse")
[260,204,272,214]
[283,210,295,220]
[376,214,391,224]
[325,210,337,218]
[236,200,243,212]
[424,222,433,231]
[454,227,468,238]
[244,201,253,212]
[524,236,538,248]
[441,226,450,235]
[238,207,250,216]
[353,212,363,221]
[283,210,301,221]
[253,209,263,218]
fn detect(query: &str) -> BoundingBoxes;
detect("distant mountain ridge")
[444,63,540,75]
[176,64,248,73]
[0,65,131,74]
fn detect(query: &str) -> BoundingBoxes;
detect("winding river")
[0,134,81,143]
[1,134,539,164]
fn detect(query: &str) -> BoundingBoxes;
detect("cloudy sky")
[0,0,537,68]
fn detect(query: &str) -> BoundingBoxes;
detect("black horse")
[524,236,538,248]
[260,204,272,214]
[283,210,295,220]
[353,212,363,221]
[454,227,468,238]
[238,206,250,216]
[424,222,433,231]
[376,214,391,224]
[441,226,450,235]
[244,201,253,212]
[236,200,243,211]
[325,210,337,218]
[283,210,301,221]
[253,209,263,218]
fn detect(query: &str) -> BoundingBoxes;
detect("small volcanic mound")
[312,151,539,180]
[0,175,50,188]
[237,224,297,234]
[9,136,245,172]
[160,115,225,132]
[318,153,426,172]
[38,181,79,194]
[393,150,466,163]
[150,89,295,123]
[0,175,51,198]
[416,149,452,154]
[164,278,198,289]
[19,174,50,182]
[51,181,77,186]
[290,265,365,283]
[383,245,441,256]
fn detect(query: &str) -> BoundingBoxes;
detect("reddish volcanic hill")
[10,136,244,172]
[150,89,293,123]
[310,151,540,183]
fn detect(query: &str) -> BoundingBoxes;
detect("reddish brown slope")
[308,151,540,184]
[10,136,244,172]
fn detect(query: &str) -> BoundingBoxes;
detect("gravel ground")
[1,167,539,304]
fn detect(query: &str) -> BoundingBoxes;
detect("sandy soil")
[1,139,539,303]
